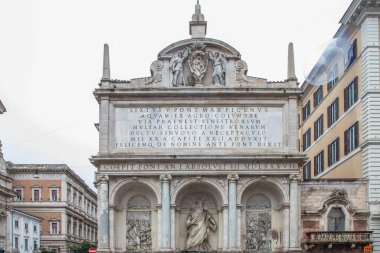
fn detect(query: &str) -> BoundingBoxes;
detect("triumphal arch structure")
[92,2,304,253]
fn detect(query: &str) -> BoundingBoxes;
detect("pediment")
[158,38,241,60]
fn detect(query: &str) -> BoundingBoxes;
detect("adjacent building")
[0,100,17,252]
[299,0,380,251]
[8,164,97,253]
[9,209,42,253]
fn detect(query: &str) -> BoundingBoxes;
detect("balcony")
[305,231,373,252]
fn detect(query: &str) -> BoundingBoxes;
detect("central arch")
[173,178,227,251]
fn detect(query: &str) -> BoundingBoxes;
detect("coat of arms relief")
[170,42,227,87]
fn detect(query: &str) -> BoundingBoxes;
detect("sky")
[0,0,352,190]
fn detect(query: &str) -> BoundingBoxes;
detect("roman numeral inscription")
[114,106,283,149]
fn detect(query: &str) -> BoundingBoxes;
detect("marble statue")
[208,51,226,85]
[170,49,189,86]
[185,199,217,251]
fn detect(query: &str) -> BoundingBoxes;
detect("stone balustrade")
[306,231,372,244]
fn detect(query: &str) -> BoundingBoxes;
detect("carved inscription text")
[115,106,282,149]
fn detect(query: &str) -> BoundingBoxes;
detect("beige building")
[8,164,97,253]
[299,0,380,252]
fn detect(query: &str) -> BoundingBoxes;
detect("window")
[33,225,37,233]
[303,128,311,151]
[34,240,38,251]
[302,100,311,121]
[344,77,358,111]
[327,98,339,127]
[51,189,58,201]
[51,222,58,234]
[14,237,18,249]
[303,161,311,180]
[67,188,71,203]
[344,39,357,69]
[314,151,324,176]
[313,86,323,107]
[25,222,29,233]
[328,138,340,166]
[33,189,40,201]
[344,122,359,155]
[328,207,345,231]
[15,220,19,228]
[25,238,28,251]
[15,189,22,201]
[73,221,77,235]
[327,65,338,91]
[314,115,324,140]
[67,219,71,234]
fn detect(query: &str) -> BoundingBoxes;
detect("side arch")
[238,178,289,207]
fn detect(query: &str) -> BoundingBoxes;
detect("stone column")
[282,204,290,251]
[289,175,300,251]
[227,174,239,250]
[160,174,172,250]
[96,175,110,252]
[109,205,115,251]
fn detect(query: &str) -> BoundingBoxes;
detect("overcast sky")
[0,0,352,190]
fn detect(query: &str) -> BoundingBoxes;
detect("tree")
[69,242,96,253]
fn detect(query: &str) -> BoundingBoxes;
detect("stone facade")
[8,164,97,253]
[0,100,17,252]
[92,3,305,253]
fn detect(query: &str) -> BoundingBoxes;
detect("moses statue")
[185,199,217,251]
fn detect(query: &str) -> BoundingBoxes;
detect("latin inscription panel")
[114,106,283,149]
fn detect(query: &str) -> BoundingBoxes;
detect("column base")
[96,249,110,253]
[288,247,302,253]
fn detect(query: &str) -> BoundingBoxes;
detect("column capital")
[289,174,301,183]
[160,174,172,182]
[227,174,239,182]
[95,175,109,185]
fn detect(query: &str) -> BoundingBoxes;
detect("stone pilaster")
[227,174,239,250]
[96,175,110,252]
[289,175,301,251]
[160,174,172,250]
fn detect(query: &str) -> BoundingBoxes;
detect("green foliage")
[69,242,96,253]
[40,247,54,253]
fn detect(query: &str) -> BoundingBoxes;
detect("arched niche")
[240,179,288,252]
[173,180,225,251]
[111,180,159,252]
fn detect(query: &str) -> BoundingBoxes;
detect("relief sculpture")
[126,219,152,251]
[126,195,152,252]
[185,199,217,251]
[170,49,190,86]
[188,42,209,85]
[208,51,227,85]
[245,212,272,253]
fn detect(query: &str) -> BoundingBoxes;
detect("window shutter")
[336,98,339,121]
[354,77,359,103]
[354,122,359,148]
[344,129,348,155]
[321,151,324,171]
[314,120,317,140]
[344,87,348,111]
[321,115,324,134]
[353,39,357,60]
[327,105,331,127]
[314,156,317,176]
[336,137,340,161]
[328,143,332,166]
